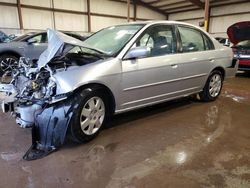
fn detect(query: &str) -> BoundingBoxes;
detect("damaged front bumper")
[0,83,16,113]
[0,81,76,160]
[0,83,16,112]
[23,94,78,160]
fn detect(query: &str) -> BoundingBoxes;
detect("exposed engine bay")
[0,29,106,160]
[1,47,100,128]
[2,57,56,128]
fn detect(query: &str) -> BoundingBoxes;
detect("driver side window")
[137,34,154,48]
[134,25,176,57]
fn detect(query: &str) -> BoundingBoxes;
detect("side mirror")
[8,34,16,40]
[27,38,37,44]
[125,46,150,60]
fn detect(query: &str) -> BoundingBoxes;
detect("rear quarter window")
[178,25,214,52]
[202,33,215,50]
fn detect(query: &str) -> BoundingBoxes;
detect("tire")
[199,70,223,102]
[69,88,109,143]
[0,54,19,77]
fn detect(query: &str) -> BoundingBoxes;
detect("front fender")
[52,58,122,95]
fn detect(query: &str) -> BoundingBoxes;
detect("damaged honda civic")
[0,21,238,160]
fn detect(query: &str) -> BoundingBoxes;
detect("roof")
[112,20,208,32]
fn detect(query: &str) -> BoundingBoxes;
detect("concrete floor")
[0,73,250,188]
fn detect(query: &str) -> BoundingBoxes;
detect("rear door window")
[203,34,214,50]
[178,26,205,52]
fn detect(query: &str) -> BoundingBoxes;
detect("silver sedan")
[0,21,237,160]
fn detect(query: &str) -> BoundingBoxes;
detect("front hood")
[227,21,250,45]
[37,29,89,68]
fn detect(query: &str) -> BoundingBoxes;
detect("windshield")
[65,45,108,59]
[12,33,34,42]
[83,24,145,56]
[236,40,250,48]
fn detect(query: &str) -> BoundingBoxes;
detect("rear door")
[175,25,216,91]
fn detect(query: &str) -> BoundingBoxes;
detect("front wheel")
[69,88,108,143]
[0,55,19,77]
[199,70,223,102]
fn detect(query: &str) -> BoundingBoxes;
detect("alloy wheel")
[209,74,222,97]
[80,97,105,135]
[0,57,18,72]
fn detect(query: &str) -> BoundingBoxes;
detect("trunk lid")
[227,21,250,45]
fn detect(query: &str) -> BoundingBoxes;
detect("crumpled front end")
[0,57,71,160]
[0,29,90,160]
[0,28,109,160]
[0,55,60,124]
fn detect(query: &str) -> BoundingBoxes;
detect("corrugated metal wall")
[0,0,166,35]
[169,2,250,37]
[1,0,248,37]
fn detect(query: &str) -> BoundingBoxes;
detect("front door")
[120,24,182,110]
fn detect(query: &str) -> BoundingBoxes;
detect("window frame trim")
[122,23,178,60]
[201,31,215,50]
[176,24,215,53]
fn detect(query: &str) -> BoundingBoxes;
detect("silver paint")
[50,21,237,113]
[80,96,105,135]
[0,21,238,116]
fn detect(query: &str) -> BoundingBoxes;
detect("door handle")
[170,64,178,69]
[209,59,215,63]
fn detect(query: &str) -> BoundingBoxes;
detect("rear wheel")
[0,54,19,77]
[69,88,109,143]
[199,70,223,101]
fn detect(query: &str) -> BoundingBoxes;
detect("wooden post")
[127,0,130,22]
[17,0,23,29]
[51,0,56,29]
[87,0,91,32]
[204,0,210,32]
[133,1,137,21]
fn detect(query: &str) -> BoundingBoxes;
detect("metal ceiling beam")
[168,7,201,14]
[211,0,250,7]
[147,0,159,5]
[163,4,195,12]
[188,0,204,9]
[155,1,187,9]
[135,0,168,16]
[109,0,168,16]
[169,0,250,14]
